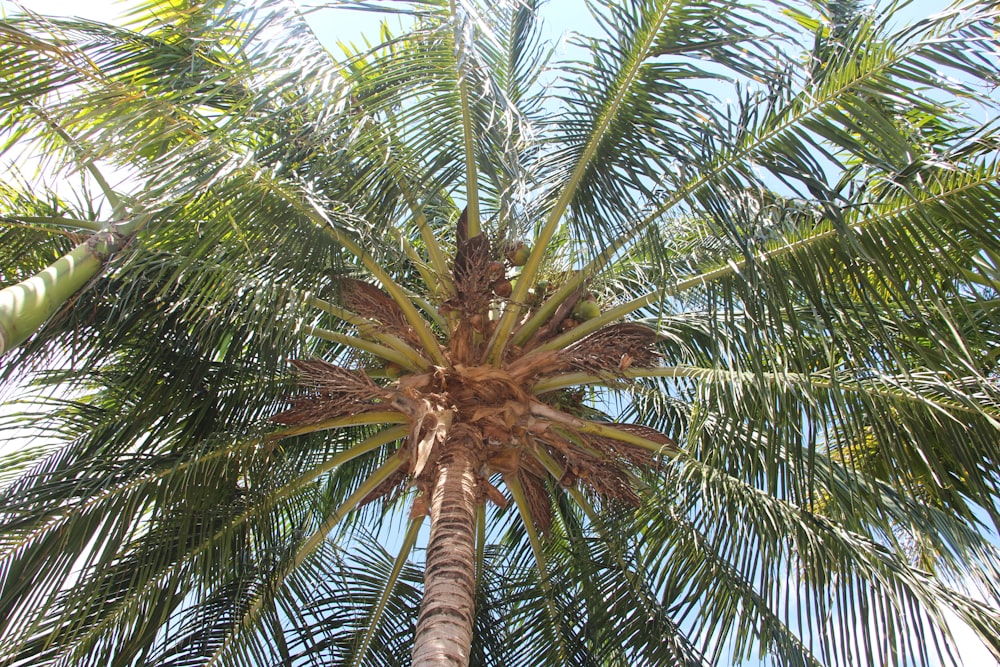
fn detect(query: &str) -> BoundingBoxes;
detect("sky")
[1,0,997,664]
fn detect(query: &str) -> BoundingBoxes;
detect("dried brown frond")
[270,360,386,425]
[504,349,568,385]
[535,429,639,506]
[289,360,384,396]
[485,446,521,474]
[481,478,508,508]
[520,283,587,350]
[585,464,639,506]
[519,448,550,479]
[507,470,552,533]
[452,233,494,311]
[360,465,411,507]
[389,391,455,487]
[340,278,421,347]
[559,323,660,375]
[583,422,675,468]
[594,438,657,468]
[269,396,366,426]
[449,365,531,407]
[599,422,675,453]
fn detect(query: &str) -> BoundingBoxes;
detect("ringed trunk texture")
[0,231,120,355]
[412,425,482,667]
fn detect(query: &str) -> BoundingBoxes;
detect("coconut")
[486,261,505,282]
[573,299,601,320]
[506,242,530,266]
[493,278,513,298]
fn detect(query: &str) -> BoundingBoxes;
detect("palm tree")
[3,0,1000,664]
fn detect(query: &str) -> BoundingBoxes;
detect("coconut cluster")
[272,218,675,529]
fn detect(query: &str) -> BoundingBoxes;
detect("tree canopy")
[2,0,1000,665]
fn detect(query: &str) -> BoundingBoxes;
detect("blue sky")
[2,0,996,664]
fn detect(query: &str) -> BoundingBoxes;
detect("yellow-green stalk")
[0,231,121,356]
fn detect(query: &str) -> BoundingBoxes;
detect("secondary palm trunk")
[0,227,135,355]
[411,424,482,667]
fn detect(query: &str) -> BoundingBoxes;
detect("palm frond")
[3,0,1000,665]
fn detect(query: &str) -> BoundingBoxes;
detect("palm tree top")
[2,0,1000,665]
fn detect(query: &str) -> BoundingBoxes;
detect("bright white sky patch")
[2,0,125,22]
[943,606,1000,666]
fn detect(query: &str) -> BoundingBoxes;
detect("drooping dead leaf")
[482,479,508,508]
[559,323,660,375]
[449,365,530,406]
[486,447,520,474]
[410,494,429,518]
[504,349,566,385]
[520,470,553,533]
[270,360,386,425]
[360,465,410,507]
[409,401,454,481]
[340,278,422,348]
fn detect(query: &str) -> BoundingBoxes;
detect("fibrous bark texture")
[411,425,482,667]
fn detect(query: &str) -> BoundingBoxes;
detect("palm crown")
[2,0,1000,665]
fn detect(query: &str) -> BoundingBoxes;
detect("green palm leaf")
[3,0,1000,665]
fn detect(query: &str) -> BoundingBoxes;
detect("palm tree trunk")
[412,424,482,667]
[0,232,120,355]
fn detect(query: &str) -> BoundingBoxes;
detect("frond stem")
[266,176,447,366]
[529,401,678,457]
[485,0,674,364]
[206,452,408,667]
[504,473,568,662]
[44,427,408,665]
[267,411,408,441]
[24,105,124,215]
[301,325,427,371]
[450,0,480,238]
[350,515,424,667]
[1,215,106,233]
